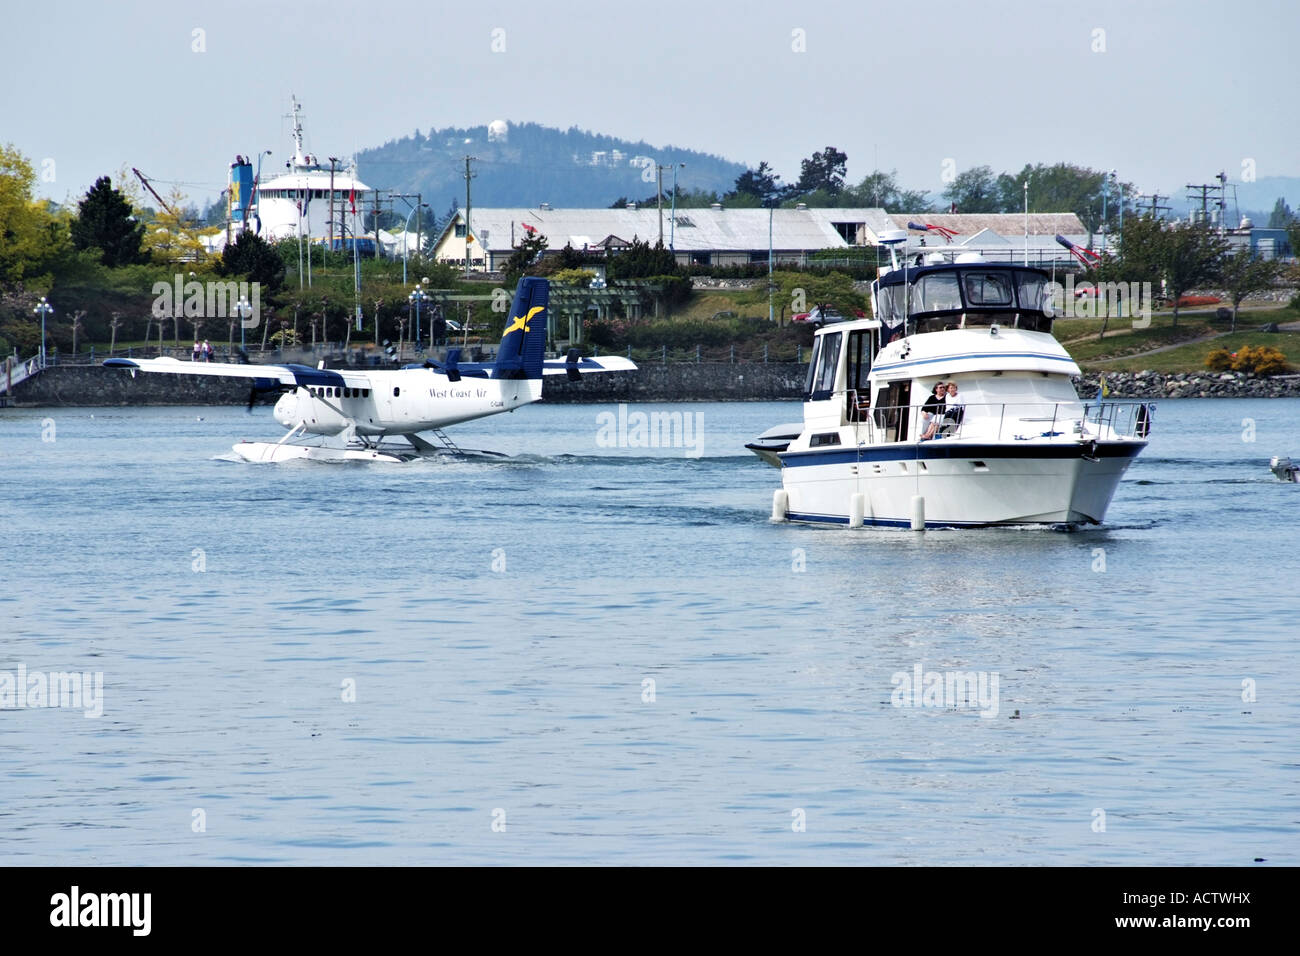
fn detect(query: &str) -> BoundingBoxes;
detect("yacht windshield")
[963,272,1014,306]
[916,273,962,311]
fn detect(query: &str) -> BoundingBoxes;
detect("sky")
[4,0,1297,209]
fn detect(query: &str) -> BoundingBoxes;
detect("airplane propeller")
[247,380,294,413]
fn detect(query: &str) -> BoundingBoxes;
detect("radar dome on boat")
[954,252,986,263]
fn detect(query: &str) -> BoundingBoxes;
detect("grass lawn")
[1099,330,1300,373]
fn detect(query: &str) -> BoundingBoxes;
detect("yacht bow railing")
[844,391,1153,444]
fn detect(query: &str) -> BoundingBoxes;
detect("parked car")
[791,306,865,328]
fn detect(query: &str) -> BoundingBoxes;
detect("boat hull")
[778,440,1144,527]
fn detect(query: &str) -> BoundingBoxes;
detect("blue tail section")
[492,278,548,380]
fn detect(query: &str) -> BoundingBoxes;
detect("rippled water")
[1,398,1297,865]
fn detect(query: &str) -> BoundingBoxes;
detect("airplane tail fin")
[492,277,548,380]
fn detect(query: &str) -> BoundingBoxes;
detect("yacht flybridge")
[751,242,1152,528]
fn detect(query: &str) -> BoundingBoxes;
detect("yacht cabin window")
[810,332,842,400]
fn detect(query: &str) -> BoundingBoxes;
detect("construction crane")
[132,168,175,216]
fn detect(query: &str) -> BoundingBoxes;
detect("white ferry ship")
[230,96,372,246]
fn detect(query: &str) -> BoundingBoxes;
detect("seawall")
[6,364,1299,408]
[5,362,808,407]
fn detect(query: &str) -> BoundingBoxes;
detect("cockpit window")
[916,273,962,311]
[963,273,1013,306]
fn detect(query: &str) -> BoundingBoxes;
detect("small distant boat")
[1270,456,1299,482]
[749,239,1154,528]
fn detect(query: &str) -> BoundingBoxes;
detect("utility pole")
[373,189,381,259]
[464,156,477,278]
[328,157,338,249]
[1185,181,1220,227]
[656,164,667,245]
[416,192,422,263]
[1138,192,1170,220]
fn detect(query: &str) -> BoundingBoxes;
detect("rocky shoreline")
[5,364,1299,407]
[1075,370,1300,399]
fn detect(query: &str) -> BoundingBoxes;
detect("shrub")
[1229,344,1289,375]
[1205,347,1233,371]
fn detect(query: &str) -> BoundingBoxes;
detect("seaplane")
[104,278,635,462]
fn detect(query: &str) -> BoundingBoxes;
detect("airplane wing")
[541,355,637,378]
[103,356,368,388]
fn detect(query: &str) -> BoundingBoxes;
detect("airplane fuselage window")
[393,387,400,397]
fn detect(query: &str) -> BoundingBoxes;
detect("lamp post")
[403,203,429,286]
[1111,169,1122,256]
[236,296,252,352]
[1100,173,1110,255]
[1023,179,1029,266]
[33,297,54,367]
[767,199,775,323]
[409,284,427,354]
[252,149,272,235]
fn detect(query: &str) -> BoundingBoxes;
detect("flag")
[521,222,537,235]
[1096,373,1109,400]
[349,187,357,216]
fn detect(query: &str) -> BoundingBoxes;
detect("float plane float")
[105,278,635,462]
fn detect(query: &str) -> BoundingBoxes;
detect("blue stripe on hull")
[780,441,1145,468]
[784,511,1091,529]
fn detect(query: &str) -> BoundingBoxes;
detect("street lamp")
[1111,169,1122,253]
[408,284,428,354]
[253,149,272,234]
[403,203,430,286]
[767,198,775,323]
[33,296,54,367]
[236,296,252,352]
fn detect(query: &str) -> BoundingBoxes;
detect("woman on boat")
[920,381,946,440]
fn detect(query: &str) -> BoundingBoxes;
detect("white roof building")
[430,205,1091,271]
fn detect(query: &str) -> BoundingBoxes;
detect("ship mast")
[290,95,308,169]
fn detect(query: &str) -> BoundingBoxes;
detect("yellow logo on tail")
[505,305,544,335]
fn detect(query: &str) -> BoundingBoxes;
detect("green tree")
[942,165,1003,214]
[606,238,680,280]
[70,176,146,267]
[1219,247,1283,331]
[502,232,549,287]
[772,270,864,323]
[1156,223,1229,326]
[0,144,72,283]
[728,162,786,203]
[843,170,931,211]
[219,230,286,292]
[1267,197,1294,229]
[793,147,847,197]
[997,163,1133,241]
